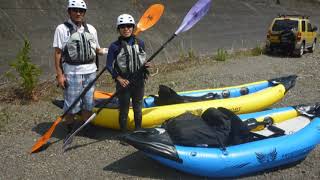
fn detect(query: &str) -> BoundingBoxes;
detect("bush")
[179,48,198,61]
[0,109,9,131]
[251,46,264,56]
[214,48,228,61]
[9,39,41,100]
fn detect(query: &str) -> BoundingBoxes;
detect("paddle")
[62,0,212,150]
[93,90,112,99]
[30,4,165,153]
[134,4,164,36]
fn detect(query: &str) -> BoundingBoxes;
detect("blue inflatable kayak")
[123,103,320,178]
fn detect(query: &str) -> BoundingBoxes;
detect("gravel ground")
[1,50,320,179]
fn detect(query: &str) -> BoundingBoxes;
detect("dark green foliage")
[9,39,41,100]
[251,46,264,56]
[214,48,228,61]
[0,109,9,131]
[179,48,199,61]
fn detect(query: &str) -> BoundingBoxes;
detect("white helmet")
[117,14,135,26]
[68,0,87,10]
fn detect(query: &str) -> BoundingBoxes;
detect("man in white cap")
[53,0,108,132]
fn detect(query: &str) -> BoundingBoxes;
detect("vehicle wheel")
[309,40,316,53]
[297,43,305,57]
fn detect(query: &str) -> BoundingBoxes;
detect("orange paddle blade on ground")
[134,4,164,36]
[30,90,110,153]
[30,117,63,153]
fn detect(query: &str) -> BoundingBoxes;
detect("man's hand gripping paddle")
[30,4,165,153]
[62,0,212,151]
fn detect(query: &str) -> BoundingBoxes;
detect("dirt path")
[1,50,320,179]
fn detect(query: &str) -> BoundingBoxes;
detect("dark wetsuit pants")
[116,80,144,132]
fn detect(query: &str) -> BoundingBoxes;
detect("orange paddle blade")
[30,116,63,153]
[134,4,164,36]
[94,90,113,99]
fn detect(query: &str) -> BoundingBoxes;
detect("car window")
[272,20,298,31]
[308,23,312,32]
[302,21,306,32]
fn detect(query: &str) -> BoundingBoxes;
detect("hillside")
[0,0,320,78]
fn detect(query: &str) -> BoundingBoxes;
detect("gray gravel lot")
[1,50,320,179]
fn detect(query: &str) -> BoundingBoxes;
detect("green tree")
[10,39,41,100]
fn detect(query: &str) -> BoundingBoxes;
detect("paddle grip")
[96,54,99,71]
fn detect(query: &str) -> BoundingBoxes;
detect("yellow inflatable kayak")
[90,75,297,129]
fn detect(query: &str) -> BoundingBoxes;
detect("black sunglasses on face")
[119,24,134,29]
[70,8,86,13]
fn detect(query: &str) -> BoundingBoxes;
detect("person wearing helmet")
[106,14,151,136]
[53,0,108,132]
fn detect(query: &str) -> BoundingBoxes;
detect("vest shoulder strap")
[83,23,90,33]
[135,38,144,49]
[120,40,130,73]
[63,22,75,35]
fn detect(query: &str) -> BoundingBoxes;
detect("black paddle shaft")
[96,54,99,71]
[146,34,176,63]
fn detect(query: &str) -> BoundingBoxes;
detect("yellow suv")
[266,14,318,57]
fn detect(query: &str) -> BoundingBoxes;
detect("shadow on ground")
[103,151,204,179]
[31,121,122,152]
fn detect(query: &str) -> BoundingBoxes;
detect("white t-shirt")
[53,19,100,74]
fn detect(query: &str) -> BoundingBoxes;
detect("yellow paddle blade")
[30,116,63,153]
[134,4,164,36]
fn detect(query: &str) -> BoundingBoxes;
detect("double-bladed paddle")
[134,4,164,36]
[30,4,165,153]
[62,0,212,150]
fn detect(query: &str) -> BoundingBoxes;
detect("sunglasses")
[119,24,134,29]
[70,8,86,13]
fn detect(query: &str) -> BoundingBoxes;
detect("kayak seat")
[163,111,231,148]
[216,107,252,145]
[151,85,219,106]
